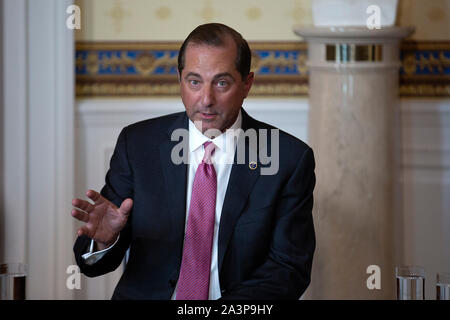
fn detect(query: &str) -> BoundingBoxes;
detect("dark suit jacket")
[73,108,316,299]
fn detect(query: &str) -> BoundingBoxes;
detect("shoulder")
[245,111,312,164]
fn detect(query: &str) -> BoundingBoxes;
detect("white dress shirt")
[83,110,242,300]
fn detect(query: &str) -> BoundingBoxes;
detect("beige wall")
[74,0,313,41]
[75,0,450,42]
[397,0,450,40]
[76,0,312,41]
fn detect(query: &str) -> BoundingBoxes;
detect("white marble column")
[295,27,414,299]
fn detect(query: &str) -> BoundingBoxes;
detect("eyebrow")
[184,72,201,80]
[184,72,235,81]
[213,72,234,81]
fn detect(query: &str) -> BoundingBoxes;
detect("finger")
[77,225,91,238]
[71,208,89,223]
[72,198,95,213]
[86,189,104,205]
[118,198,133,216]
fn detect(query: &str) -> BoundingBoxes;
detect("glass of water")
[395,266,425,300]
[0,263,28,300]
[436,272,450,300]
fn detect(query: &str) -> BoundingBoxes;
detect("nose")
[200,84,215,107]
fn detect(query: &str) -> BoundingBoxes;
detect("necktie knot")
[202,142,215,165]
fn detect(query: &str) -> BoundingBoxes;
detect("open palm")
[71,189,133,247]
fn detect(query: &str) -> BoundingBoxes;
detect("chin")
[202,123,220,132]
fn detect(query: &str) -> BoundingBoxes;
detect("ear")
[177,70,182,83]
[243,72,254,98]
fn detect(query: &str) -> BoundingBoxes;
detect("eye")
[189,79,200,86]
[217,80,228,87]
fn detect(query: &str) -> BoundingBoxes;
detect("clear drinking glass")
[396,266,425,300]
[436,272,450,300]
[0,263,28,300]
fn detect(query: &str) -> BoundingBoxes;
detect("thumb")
[118,198,133,216]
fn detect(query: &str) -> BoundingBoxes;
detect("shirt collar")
[189,109,242,153]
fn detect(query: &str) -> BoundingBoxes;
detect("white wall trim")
[399,98,450,299]
[54,0,76,300]
[76,97,310,140]
[2,0,28,268]
[400,99,450,170]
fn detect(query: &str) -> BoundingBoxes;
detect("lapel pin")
[249,161,257,170]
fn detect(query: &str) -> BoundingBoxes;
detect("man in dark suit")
[72,23,315,300]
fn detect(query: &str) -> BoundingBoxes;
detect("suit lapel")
[159,112,189,243]
[218,109,261,274]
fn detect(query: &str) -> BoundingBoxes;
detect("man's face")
[179,37,254,135]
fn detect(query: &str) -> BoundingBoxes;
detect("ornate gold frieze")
[399,41,450,96]
[75,41,450,97]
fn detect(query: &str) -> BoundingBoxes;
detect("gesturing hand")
[71,189,133,250]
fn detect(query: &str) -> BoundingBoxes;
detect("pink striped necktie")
[176,141,217,300]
